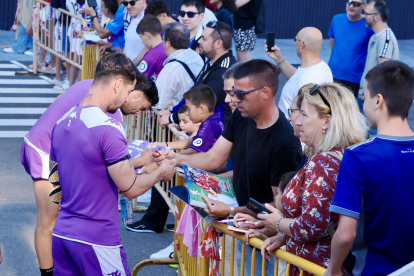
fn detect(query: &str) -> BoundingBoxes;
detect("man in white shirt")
[266,27,333,118]
[123,0,147,63]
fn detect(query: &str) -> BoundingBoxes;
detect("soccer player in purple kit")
[20,52,160,276]
[49,53,176,275]
[137,15,168,81]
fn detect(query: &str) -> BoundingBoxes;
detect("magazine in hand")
[127,140,169,174]
[169,164,239,212]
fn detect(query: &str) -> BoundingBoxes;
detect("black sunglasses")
[122,0,137,6]
[207,21,224,41]
[179,10,200,18]
[346,0,363,7]
[231,86,265,101]
[288,108,300,117]
[361,10,379,15]
[310,84,331,113]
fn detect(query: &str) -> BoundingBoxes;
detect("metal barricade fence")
[125,112,327,276]
[32,0,100,80]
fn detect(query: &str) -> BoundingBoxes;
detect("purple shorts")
[21,139,50,180]
[52,235,131,276]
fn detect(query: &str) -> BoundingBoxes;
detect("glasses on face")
[361,10,379,16]
[310,84,331,113]
[179,10,200,18]
[347,0,363,8]
[231,86,265,101]
[293,37,301,43]
[288,108,300,118]
[122,0,137,6]
[207,21,224,41]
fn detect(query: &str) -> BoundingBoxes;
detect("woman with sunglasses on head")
[258,83,366,276]
[210,0,237,32]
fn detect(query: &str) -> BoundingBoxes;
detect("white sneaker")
[3,47,15,53]
[24,50,33,56]
[53,79,70,91]
[150,242,174,259]
[50,78,61,86]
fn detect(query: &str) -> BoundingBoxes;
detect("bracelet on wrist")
[276,217,286,235]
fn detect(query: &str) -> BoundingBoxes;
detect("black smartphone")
[87,0,97,8]
[267,32,275,52]
[246,198,271,214]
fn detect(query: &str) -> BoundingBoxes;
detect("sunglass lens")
[235,92,244,101]
[179,11,185,17]
[130,1,136,5]
[122,1,127,6]
[187,12,196,18]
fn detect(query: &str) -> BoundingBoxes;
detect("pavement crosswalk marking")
[0,61,57,138]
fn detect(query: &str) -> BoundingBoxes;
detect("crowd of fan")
[13,0,414,275]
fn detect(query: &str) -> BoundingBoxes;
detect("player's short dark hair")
[233,59,280,96]
[365,60,414,120]
[279,172,297,194]
[163,22,190,49]
[184,85,216,112]
[94,52,138,85]
[137,15,162,36]
[145,0,170,17]
[181,0,205,14]
[134,75,159,106]
[178,104,189,114]
[103,0,118,15]
[367,0,389,22]
[206,21,232,50]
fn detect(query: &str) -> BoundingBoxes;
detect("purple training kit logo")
[107,271,121,276]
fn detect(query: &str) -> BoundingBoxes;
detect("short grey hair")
[163,22,190,50]
[222,62,244,80]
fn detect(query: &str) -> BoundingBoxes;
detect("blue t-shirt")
[106,6,126,49]
[328,14,374,84]
[330,135,414,276]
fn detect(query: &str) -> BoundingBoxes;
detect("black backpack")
[255,0,266,34]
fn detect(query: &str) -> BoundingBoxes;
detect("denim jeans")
[236,239,275,276]
[357,97,377,136]
[11,24,33,54]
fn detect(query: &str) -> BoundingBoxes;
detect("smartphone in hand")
[267,32,275,52]
[246,198,271,214]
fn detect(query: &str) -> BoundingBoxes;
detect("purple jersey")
[189,112,224,153]
[137,43,167,81]
[24,79,122,155]
[50,106,128,246]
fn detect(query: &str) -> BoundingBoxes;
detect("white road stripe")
[0,131,28,138]
[0,97,55,103]
[0,88,60,94]
[0,79,50,85]
[0,64,19,69]
[0,108,47,114]
[0,71,16,76]
[0,119,37,126]
[10,60,54,83]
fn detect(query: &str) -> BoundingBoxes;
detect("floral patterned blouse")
[282,149,348,276]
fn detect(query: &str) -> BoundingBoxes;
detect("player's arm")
[108,157,176,199]
[323,215,357,276]
[330,38,335,49]
[131,149,155,168]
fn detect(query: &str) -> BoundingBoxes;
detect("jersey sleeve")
[99,127,129,165]
[329,149,364,220]
[138,53,157,79]
[50,125,57,162]
[377,30,394,59]
[188,120,218,153]
[106,6,124,36]
[270,146,300,187]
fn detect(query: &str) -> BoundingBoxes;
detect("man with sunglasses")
[179,0,205,53]
[328,0,374,97]
[122,0,147,63]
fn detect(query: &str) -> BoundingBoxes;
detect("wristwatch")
[229,206,235,218]
[90,15,98,21]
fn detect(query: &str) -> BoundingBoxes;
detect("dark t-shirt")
[222,109,302,206]
[234,0,258,30]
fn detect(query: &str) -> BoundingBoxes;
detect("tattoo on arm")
[49,160,57,171]
[128,159,133,169]
[120,160,125,169]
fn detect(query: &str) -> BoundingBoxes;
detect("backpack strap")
[167,59,196,83]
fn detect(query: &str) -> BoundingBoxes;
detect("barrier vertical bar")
[251,247,256,276]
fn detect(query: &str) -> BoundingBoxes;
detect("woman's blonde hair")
[301,83,367,157]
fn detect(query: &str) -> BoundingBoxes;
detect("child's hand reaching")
[153,142,167,147]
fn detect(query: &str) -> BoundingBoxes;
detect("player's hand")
[140,149,155,165]
[261,234,286,261]
[257,204,284,227]
[158,114,170,128]
[159,159,177,182]
[99,46,107,55]
[233,213,258,228]
[85,4,96,17]
[264,41,284,63]
[154,149,176,165]
[202,196,231,218]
